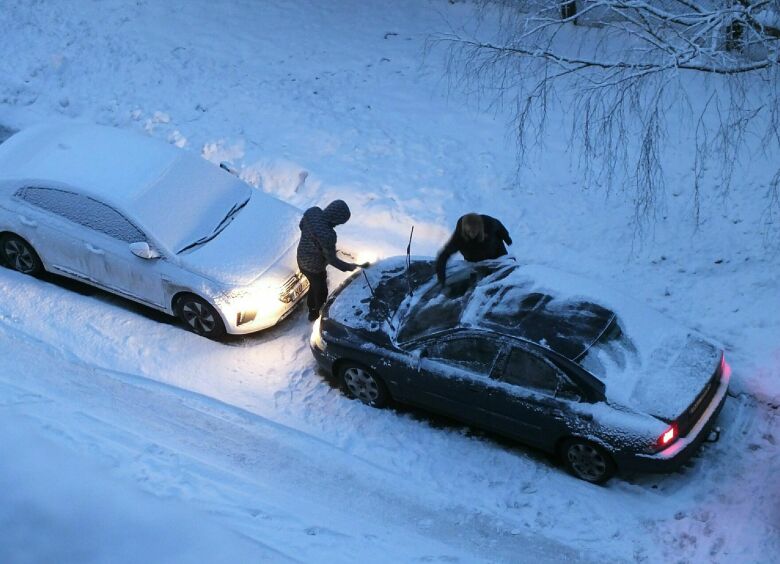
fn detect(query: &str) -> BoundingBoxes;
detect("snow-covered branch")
[434,0,780,226]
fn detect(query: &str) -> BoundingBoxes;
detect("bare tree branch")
[432,0,780,232]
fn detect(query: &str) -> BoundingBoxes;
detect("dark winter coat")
[435,214,512,283]
[297,200,355,274]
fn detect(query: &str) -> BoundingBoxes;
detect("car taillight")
[657,423,678,449]
[721,354,731,378]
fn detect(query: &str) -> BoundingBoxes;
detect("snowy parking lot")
[1,1,777,562]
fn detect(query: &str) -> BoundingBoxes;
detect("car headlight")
[220,286,283,326]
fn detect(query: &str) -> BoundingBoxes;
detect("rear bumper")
[615,365,730,473]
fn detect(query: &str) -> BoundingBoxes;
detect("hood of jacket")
[323,199,351,226]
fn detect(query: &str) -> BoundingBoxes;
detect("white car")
[0,123,308,339]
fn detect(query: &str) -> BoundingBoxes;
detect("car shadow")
[1,261,310,341]
[0,124,18,144]
[1,264,180,330]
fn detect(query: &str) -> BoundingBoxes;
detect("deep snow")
[0,1,777,563]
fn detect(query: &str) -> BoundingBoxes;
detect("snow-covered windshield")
[176,196,250,254]
[128,155,252,253]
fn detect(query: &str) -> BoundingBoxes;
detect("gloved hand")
[505,236,513,246]
[359,262,371,269]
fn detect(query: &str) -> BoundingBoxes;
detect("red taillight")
[657,423,678,449]
[721,354,732,378]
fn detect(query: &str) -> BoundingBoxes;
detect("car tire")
[174,294,226,340]
[560,438,616,484]
[338,362,390,408]
[0,234,44,276]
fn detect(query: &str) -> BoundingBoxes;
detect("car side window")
[17,187,145,243]
[425,336,501,376]
[501,347,562,396]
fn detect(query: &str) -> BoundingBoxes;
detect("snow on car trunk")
[628,335,722,422]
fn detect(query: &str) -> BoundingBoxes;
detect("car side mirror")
[129,241,161,260]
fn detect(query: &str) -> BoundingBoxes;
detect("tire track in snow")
[0,317,607,563]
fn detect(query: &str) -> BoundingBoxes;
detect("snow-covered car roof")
[0,123,251,252]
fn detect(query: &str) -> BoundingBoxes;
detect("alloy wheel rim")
[4,240,35,273]
[182,300,216,334]
[344,367,379,404]
[567,443,607,481]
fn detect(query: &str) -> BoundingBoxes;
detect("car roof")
[0,123,251,252]
[395,261,617,360]
[0,123,180,208]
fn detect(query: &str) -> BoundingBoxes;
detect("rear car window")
[17,186,145,243]
[577,319,636,379]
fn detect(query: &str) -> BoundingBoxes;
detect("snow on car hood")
[177,190,302,287]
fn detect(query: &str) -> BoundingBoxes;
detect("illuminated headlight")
[310,316,326,350]
[221,286,283,326]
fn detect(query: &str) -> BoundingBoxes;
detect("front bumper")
[221,275,310,334]
[309,318,336,374]
[615,364,731,473]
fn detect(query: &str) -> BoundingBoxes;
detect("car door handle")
[18,215,37,228]
[85,243,105,255]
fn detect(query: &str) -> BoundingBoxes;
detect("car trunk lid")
[629,335,723,429]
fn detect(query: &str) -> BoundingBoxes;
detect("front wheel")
[174,294,226,340]
[339,362,389,408]
[560,438,616,484]
[0,234,44,276]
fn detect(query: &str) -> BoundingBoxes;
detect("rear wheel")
[560,438,616,484]
[339,362,389,408]
[174,294,226,340]
[0,234,43,276]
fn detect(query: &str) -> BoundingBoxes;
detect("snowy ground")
[0,1,777,562]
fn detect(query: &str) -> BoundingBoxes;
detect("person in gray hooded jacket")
[297,200,367,321]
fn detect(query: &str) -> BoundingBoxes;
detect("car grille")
[677,360,723,437]
[279,272,308,303]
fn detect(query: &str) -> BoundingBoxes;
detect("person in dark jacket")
[435,213,512,285]
[297,199,366,321]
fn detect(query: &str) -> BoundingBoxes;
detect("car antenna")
[362,269,396,331]
[405,225,414,297]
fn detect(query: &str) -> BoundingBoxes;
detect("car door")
[62,195,168,308]
[15,186,167,307]
[484,345,580,448]
[12,186,98,277]
[403,332,503,427]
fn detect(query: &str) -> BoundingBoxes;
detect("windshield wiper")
[177,197,249,254]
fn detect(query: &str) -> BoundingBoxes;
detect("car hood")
[325,256,433,333]
[177,191,302,287]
